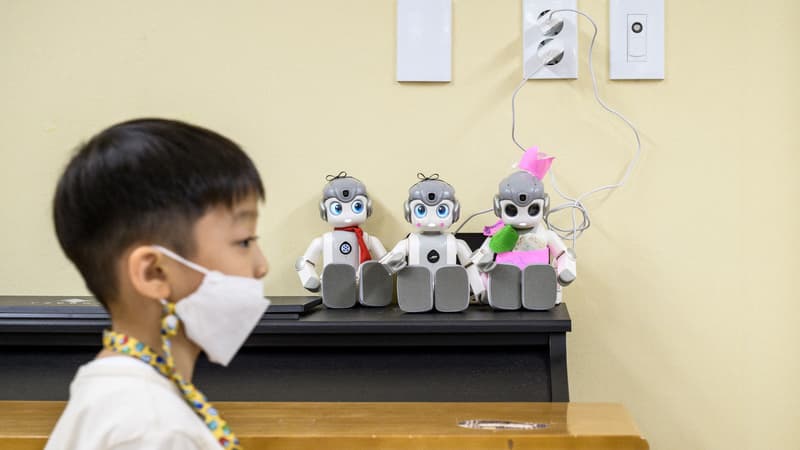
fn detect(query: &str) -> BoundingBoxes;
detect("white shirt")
[46,356,221,450]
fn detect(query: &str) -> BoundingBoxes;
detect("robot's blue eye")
[436,204,450,218]
[329,202,343,216]
[414,204,427,218]
[352,200,365,214]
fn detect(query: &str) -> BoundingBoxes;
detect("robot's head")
[403,175,460,230]
[319,174,372,227]
[493,171,548,229]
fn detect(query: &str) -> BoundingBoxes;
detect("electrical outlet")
[523,0,578,79]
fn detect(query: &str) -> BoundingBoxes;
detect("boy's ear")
[127,246,172,301]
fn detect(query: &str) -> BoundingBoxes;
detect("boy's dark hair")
[53,118,265,306]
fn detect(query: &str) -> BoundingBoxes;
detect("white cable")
[454,208,493,234]
[512,60,548,152]
[520,8,643,249]
[454,59,551,235]
[459,9,642,246]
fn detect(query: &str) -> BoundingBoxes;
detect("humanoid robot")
[380,175,483,313]
[295,173,392,308]
[470,150,577,310]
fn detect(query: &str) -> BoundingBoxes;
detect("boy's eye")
[414,204,427,218]
[352,200,364,214]
[237,237,258,248]
[436,204,450,218]
[329,202,343,216]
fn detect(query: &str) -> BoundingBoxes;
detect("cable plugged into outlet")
[523,0,578,79]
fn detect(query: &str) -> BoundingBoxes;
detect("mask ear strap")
[152,245,210,275]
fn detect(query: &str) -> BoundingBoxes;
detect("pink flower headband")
[517,147,554,180]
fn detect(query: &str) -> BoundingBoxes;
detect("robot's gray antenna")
[325,171,349,181]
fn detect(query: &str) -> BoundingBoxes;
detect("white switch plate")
[610,0,664,79]
[523,0,578,79]
[396,0,452,82]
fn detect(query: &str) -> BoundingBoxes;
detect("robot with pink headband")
[470,149,577,310]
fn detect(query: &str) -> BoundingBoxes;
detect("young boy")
[47,118,270,449]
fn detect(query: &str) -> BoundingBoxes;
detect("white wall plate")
[610,0,664,79]
[523,0,578,79]
[396,0,452,82]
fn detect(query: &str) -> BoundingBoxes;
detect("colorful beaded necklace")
[102,302,242,449]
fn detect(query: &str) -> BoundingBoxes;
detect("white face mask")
[153,245,270,366]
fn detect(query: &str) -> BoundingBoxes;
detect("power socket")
[522,0,578,79]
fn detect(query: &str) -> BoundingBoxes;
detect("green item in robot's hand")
[489,225,518,253]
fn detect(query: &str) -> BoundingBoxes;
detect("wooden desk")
[0,401,648,450]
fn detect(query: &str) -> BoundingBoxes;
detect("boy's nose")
[254,250,269,279]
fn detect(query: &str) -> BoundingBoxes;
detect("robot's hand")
[304,275,321,292]
[557,268,576,286]
[556,249,577,286]
[470,247,497,273]
[379,251,407,275]
[295,257,321,292]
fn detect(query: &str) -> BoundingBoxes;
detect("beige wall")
[2,1,798,449]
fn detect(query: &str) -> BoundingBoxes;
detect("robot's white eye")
[528,203,541,216]
[504,204,518,217]
[329,202,343,216]
[436,204,450,218]
[414,204,427,218]
[352,200,365,214]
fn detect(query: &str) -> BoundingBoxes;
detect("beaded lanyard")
[102,302,242,449]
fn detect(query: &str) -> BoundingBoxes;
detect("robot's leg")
[433,265,469,313]
[522,265,558,310]
[321,263,358,309]
[358,261,393,307]
[397,265,433,313]
[487,264,522,310]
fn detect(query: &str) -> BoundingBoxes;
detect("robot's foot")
[359,261,393,307]
[321,264,357,309]
[434,265,469,312]
[397,266,433,313]
[522,265,558,310]
[487,264,522,310]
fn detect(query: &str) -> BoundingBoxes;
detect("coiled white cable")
[519,9,643,249]
[456,9,642,245]
[454,60,549,236]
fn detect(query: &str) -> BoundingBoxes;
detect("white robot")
[296,173,392,308]
[380,175,483,313]
[470,169,577,310]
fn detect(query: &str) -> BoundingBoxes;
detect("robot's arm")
[469,238,497,273]
[456,239,486,298]
[546,230,577,286]
[295,237,323,292]
[378,239,409,275]
[365,233,388,260]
